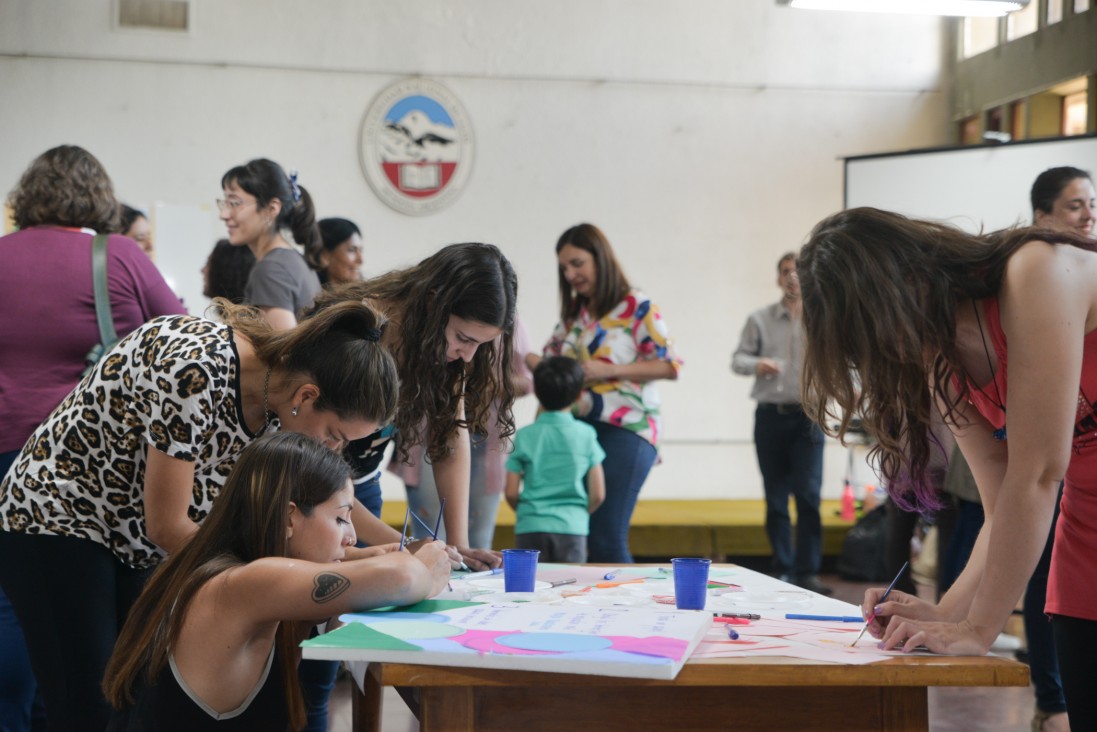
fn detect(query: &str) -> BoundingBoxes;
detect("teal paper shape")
[370,599,482,614]
[301,623,421,651]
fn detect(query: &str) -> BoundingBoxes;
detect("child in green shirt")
[505,356,606,562]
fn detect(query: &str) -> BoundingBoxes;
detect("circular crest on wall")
[359,77,474,216]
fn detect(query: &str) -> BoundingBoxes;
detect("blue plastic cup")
[502,549,540,592]
[671,557,711,610]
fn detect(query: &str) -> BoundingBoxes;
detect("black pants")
[1052,613,1097,730]
[0,531,151,732]
[753,404,824,578]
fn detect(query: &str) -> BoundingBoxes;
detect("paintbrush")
[851,560,908,648]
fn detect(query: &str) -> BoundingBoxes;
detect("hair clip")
[288,169,302,203]
[363,326,382,343]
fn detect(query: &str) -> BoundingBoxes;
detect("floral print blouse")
[542,290,682,447]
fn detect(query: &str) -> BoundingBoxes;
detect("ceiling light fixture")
[779,0,1028,16]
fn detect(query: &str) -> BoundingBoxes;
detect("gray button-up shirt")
[731,301,804,405]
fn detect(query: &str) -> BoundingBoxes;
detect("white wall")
[0,0,950,502]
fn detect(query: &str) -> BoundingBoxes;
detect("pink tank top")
[970,297,1097,620]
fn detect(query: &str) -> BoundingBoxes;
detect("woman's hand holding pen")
[859,587,940,638]
[876,617,995,656]
[411,540,453,597]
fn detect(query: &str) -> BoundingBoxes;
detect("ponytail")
[285,185,323,271]
[216,298,398,425]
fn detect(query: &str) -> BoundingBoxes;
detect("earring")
[291,406,299,417]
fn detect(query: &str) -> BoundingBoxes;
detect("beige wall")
[0,0,951,500]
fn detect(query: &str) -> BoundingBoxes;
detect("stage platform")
[380,499,857,560]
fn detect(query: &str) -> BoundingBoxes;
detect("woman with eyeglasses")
[218,158,323,330]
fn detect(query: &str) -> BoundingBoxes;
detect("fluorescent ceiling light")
[782,0,1028,16]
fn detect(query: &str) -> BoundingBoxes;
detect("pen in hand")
[851,560,908,648]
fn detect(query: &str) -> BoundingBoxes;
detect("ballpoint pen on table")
[851,560,909,647]
[786,614,864,623]
[726,627,740,640]
[715,612,760,620]
[462,568,505,579]
[549,578,577,588]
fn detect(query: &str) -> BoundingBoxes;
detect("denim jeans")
[0,450,46,732]
[584,420,657,564]
[353,472,384,520]
[404,437,503,550]
[753,404,824,578]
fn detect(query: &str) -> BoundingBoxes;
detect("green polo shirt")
[505,411,606,536]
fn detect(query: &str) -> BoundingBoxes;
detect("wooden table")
[350,652,1028,731]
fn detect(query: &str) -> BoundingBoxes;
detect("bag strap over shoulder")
[92,233,118,349]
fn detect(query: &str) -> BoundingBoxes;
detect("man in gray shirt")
[731,252,830,595]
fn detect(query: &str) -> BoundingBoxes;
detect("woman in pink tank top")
[797,199,1097,730]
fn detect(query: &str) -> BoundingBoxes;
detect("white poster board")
[844,135,1097,231]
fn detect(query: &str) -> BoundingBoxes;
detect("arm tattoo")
[312,572,351,604]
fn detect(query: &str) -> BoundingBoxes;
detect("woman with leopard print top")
[0,298,396,731]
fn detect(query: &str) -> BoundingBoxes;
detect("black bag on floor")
[837,505,890,581]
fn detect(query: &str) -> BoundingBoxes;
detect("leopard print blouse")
[0,315,270,568]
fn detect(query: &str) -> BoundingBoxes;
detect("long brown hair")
[798,207,1095,509]
[555,223,631,323]
[309,243,517,462]
[103,433,352,729]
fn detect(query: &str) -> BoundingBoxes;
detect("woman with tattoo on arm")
[103,432,451,730]
[0,298,395,731]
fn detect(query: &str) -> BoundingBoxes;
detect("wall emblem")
[359,78,474,216]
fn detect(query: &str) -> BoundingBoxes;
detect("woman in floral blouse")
[528,223,682,562]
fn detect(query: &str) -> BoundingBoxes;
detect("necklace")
[260,366,273,435]
[972,300,1008,441]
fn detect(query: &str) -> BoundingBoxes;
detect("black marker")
[715,612,761,620]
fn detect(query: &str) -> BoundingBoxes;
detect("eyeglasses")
[215,197,253,212]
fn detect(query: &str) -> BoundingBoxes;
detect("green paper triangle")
[301,623,421,651]
[368,599,482,614]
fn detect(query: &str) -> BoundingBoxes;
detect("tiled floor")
[326,573,1043,731]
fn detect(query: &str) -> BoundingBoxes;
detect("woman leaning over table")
[0,298,397,732]
[797,206,1097,729]
[0,144,184,732]
[312,242,518,570]
[527,223,682,564]
[103,432,450,732]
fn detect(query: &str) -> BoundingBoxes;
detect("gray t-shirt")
[244,247,321,317]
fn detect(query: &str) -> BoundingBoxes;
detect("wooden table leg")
[878,687,928,731]
[419,686,475,732]
[352,665,384,732]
